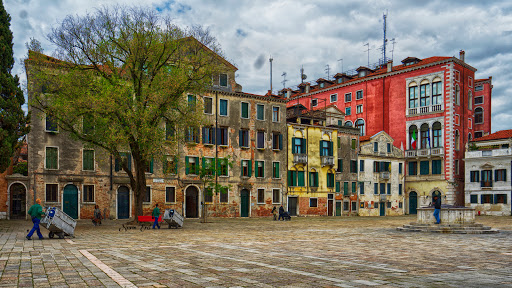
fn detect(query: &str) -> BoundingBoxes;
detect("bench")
[137,216,162,231]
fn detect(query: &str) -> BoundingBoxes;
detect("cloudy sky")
[4,0,512,132]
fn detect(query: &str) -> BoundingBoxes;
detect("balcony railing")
[405,147,444,158]
[293,153,308,164]
[465,148,512,159]
[407,104,443,116]
[321,156,334,167]
[380,172,390,180]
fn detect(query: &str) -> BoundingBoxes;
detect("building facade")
[25,50,287,220]
[357,132,405,216]
[285,51,493,208]
[473,77,492,139]
[335,126,360,216]
[464,130,511,216]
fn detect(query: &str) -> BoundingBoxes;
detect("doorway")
[409,192,418,214]
[117,186,130,219]
[63,184,78,219]
[288,196,298,216]
[335,201,342,216]
[379,202,386,216]
[240,189,250,217]
[327,194,334,216]
[9,183,26,219]
[185,186,199,218]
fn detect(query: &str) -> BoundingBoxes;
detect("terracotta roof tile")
[359,135,371,142]
[472,129,512,142]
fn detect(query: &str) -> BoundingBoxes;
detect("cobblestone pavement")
[1,215,511,287]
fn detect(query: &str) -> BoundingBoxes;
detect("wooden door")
[117,186,130,219]
[63,184,78,219]
[185,186,199,218]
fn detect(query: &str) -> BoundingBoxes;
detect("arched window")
[468,133,472,141]
[455,84,460,105]
[344,121,353,127]
[420,123,430,149]
[408,82,418,108]
[432,122,442,148]
[409,125,418,150]
[468,90,473,110]
[355,119,365,136]
[475,107,483,124]
[455,130,460,150]
[432,78,442,105]
[420,80,430,107]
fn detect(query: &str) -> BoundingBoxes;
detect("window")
[219,187,228,203]
[360,160,364,172]
[219,73,228,87]
[241,102,249,119]
[218,158,229,176]
[83,185,94,202]
[217,127,228,146]
[387,202,391,208]
[408,84,418,108]
[144,186,151,203]
[320,140,333,156]
[83,114,94,135]
[272,132,283,150]
[345,107,351,116]
[432,160,442,175]
[309,171,318,187]
[432,122,442,148]
[239,129,249,148]
[496,194,508,204]
[241,160,252,177]
[272,106,280,122]
[373,161,390,172]
[455,70,460,82]
[387,143,391,153]
[420,82,430,107]
[345,121,353,127]
[350,160,357,173]
[115,152,131,172]
[475,131,483,138]
[356,105,363,114]
[166,187,176,203]
[273,189,280,203]
[336,181,340,193]
[202,157,215,175]
[475,107,483,124]
[83,149,94,171]
[272,162,280,178]
[288,170,297,186]
[380,183,385,194]
[481,194,492,204]
[344,201,349,210]
[203,127,215,145]
[292,137,306,154]
[45,114,58,132]
[188,95,196,108]
[204,188,213,203]
[337,159,343,172]
[420,124,429,149]
[297,171,305,187]
[387,183,391,194]
[344,92,351,102]
[475,85,483,92]
[359,182,364,195]
[469,76,473,88]
[46,184,58,202]
[351,139,356,150]
[374,142,378,152]
[204,97,213,114]
[256,104,264,120]
[420,161,429,175]
[45,147,58,170]
[470,171,480,182]
[432,81,442,105]
[495,169,506,182]
[409,162,417,176]
[327,173,335,188]
[257,189,265,204]
[255,161,264,178]
[455,85,460,105]
[186,127,200,143]
[165,121,175,140]
[352,182,356,193]
[374,183,378,195]
[185,156,199,175]
[256,131,265,149]
[343,182,349,195]
[310,198,318,207]
[145,159,154,173]
[481,170,492,187]
[470,194,478,204]
[475,96,483,105]
[398,184,403,195]
[455,130,460,150]
[219,99,228,116]
[356,90,363,100]
[352,201,357,212]
[468,91,473,110]
[330,94,338,103]
[311,99,318,107]
[409,125,418,150]
[454,159,459,175]
[163,156,178,175]
[399,163,403,174]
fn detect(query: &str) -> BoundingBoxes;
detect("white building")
[464,130,511,216]
[358,131,405,216]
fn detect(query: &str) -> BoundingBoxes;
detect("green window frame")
[297,171,305,187]
[327,173,335,188]
[115,152,132,172]
[432,160,442,175]
[272,162,280,178]
[45,147,58,170]
[163,155,178,175]
[336,181,340,192]
[241,102,249,119]
[420,161,429,175]
[309,172,319,187]
[256,104,264,120]
[337,159,343,172]
[255,161,265,178]
[359,182,365,194]
[343,182,349,195]
[83,149,94,171]
[351,182,356,193]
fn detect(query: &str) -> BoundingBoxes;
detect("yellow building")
[286,105,343,216]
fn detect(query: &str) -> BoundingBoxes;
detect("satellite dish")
[302,74,307,80]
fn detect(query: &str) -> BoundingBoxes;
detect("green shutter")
[291,137,296,153]
[262,161,265,178]
[255,161,259,178]
[241,102,248,118]
[279,134,283,150]
[343,182,348,195]
[315,172,319,187]
[336,181,340,192]
[352,182,356,193]
[301,138,306,153]
[360,182,365,195]
[150,158,154,173]
[174,156,178,174]
[288,171,292,186]
[195,157,199,174]
[298,171,305,186]
[185,156,189,175]
[374,183,378,194]
[248,160,252,177]
[387,183,391,194]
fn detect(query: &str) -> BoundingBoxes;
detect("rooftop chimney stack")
[387,60,393,73]
[459,50,465,62]
[306,83,310,94]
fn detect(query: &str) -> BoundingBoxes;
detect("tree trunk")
[129,144,147,221]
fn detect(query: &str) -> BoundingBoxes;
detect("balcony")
[293,153,308,164]
[321,156,334,167]
[405,147,444,158]
[407,104,443,116]
[465,148,512,159]
[380,172,390,180]
[379,194,389,201]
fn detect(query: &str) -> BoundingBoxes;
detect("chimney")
[286,90,291,98]
[459,50,465,62]
[306,83,310,93]
[387,60,393,73]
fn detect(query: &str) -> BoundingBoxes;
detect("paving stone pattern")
[1,216,512,287]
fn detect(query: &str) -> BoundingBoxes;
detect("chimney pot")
[387,60,393,73]
[459,50,465,62]
[306,83,310,94]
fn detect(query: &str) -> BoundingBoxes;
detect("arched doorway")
[63,184,78,219]
[409,191,418,215]
[240,189,250,217]
[432,190,441,199]
[117,186,130,219]
[185,186,199,218]
[10,183,26,219]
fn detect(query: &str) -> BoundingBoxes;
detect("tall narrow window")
[83,185,94,202]
[219,187,228,203]
[203,126,215,145]
[481,170,492,187]
[239,129,249,148]
[257,131,265,149]
[218,158,228,176]
[163,155,178,175]
[409,84,418,108]
[219,99,228,116]
[409,161,417,176]
[292,137,307,154]
[272,106,280,122]
[83,114,94,135]
[217,127,228,146]
[455,85,460,105]
[455,130,460,150]
[272,189,280,203]
[420,124,429,149]
[165,121,175,140]
[83,149,94,171]
[219,74,228,87]
[272,132,283,150]
[188,95,196,108]
[468,91,473,110]
[420,82,430,107]
[432,80,442,105]
[255,161,265,178]
[256,104,264,120]
[355,119,365,136]
[166,187,176,203]
[309,170,318,187]
[185,156,199,175]
[409,125,418,150]
[204,97,213,114]
[241,102,249,119]
[144,186,151,203]
[46,114,58,132]
[115,152,131,172]
[475,107,483,124]
[432,122,442,148]
[257,189,265,204]
[356,90,363,100]
[272,162,280,178]
[46,147,58,169]
[46,184,58,202]
[241,160,251,177]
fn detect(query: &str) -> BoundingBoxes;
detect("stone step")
[397,226,499,234]
[402,224,493,231]
[409,222,484,227]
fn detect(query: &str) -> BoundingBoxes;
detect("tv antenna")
[338,58,343,74]
[300,66,307,83]
[269,55,273,92]
[364,43,370,67]
[281,72,288,88]
[382,11,388,63]
[390,38,396,62]
[325,64,330,80]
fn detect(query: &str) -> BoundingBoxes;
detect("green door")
[117,186,130,219]
[409,192,418,215]
[240,189,250,217]
[63,184,78,219]
[379,202,386,216]
[335,201,342,216]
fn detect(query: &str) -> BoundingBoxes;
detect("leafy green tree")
[198,156,233,223]
[26,6,225,219]
[0,0,30,172]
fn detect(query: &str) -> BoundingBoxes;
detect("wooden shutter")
[301,138,306,153]
[255,161,259,178]
[374,183,378,194]
[298,171,305,186]
[149,158,154,173]
[328,141,333,156]
[185,156,189,175]
[387,183,391,195]
[239,130,243,146]
[288,171,293,186]
[279,134,283,150]
[291,137,296,153]
[336,181,340,192]
[195,157,199,174]
[248,160,252,177]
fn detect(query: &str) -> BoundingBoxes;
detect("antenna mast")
[382,11,388,63]
[325,64,330,80]
[364,43,370,67]
[338,58,343,74]
[269,55,273,92]
[300,66,307,83]
[281,72,287,89]
[390,38,396,62]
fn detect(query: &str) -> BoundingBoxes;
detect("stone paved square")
[1,215,512,287]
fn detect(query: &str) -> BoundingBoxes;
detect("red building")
[285,51,492,207]
[473,77,492,139]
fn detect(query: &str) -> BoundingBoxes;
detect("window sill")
[165,202,177,204]
[219,145,229,148]
[45,168,59,171]
[272,149,281,151]
[240,146,250,149]
[257,202,265,205]
[241,117,249,120]
[204,143,215,146]
[45,130,59,134]
[256,147,265,150]
[82,202,96,205]
[219,175,229,178]
[256,119,265,121]
[82,170,95,172]
[219,114,228,117]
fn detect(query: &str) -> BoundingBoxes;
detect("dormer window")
[359,70,367,77]
[401,57,421,66]
[337,78,343,84]
[319,83,325,88]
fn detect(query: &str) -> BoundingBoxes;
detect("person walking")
[93,205,102,226]
[272,206,277,221]
[433,195,441,224]
[152,204,161,229]
[278,205,285,221]
[26,199,45,240]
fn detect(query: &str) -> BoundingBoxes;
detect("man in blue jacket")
[433,195,441,224]
[26,199,45,240]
